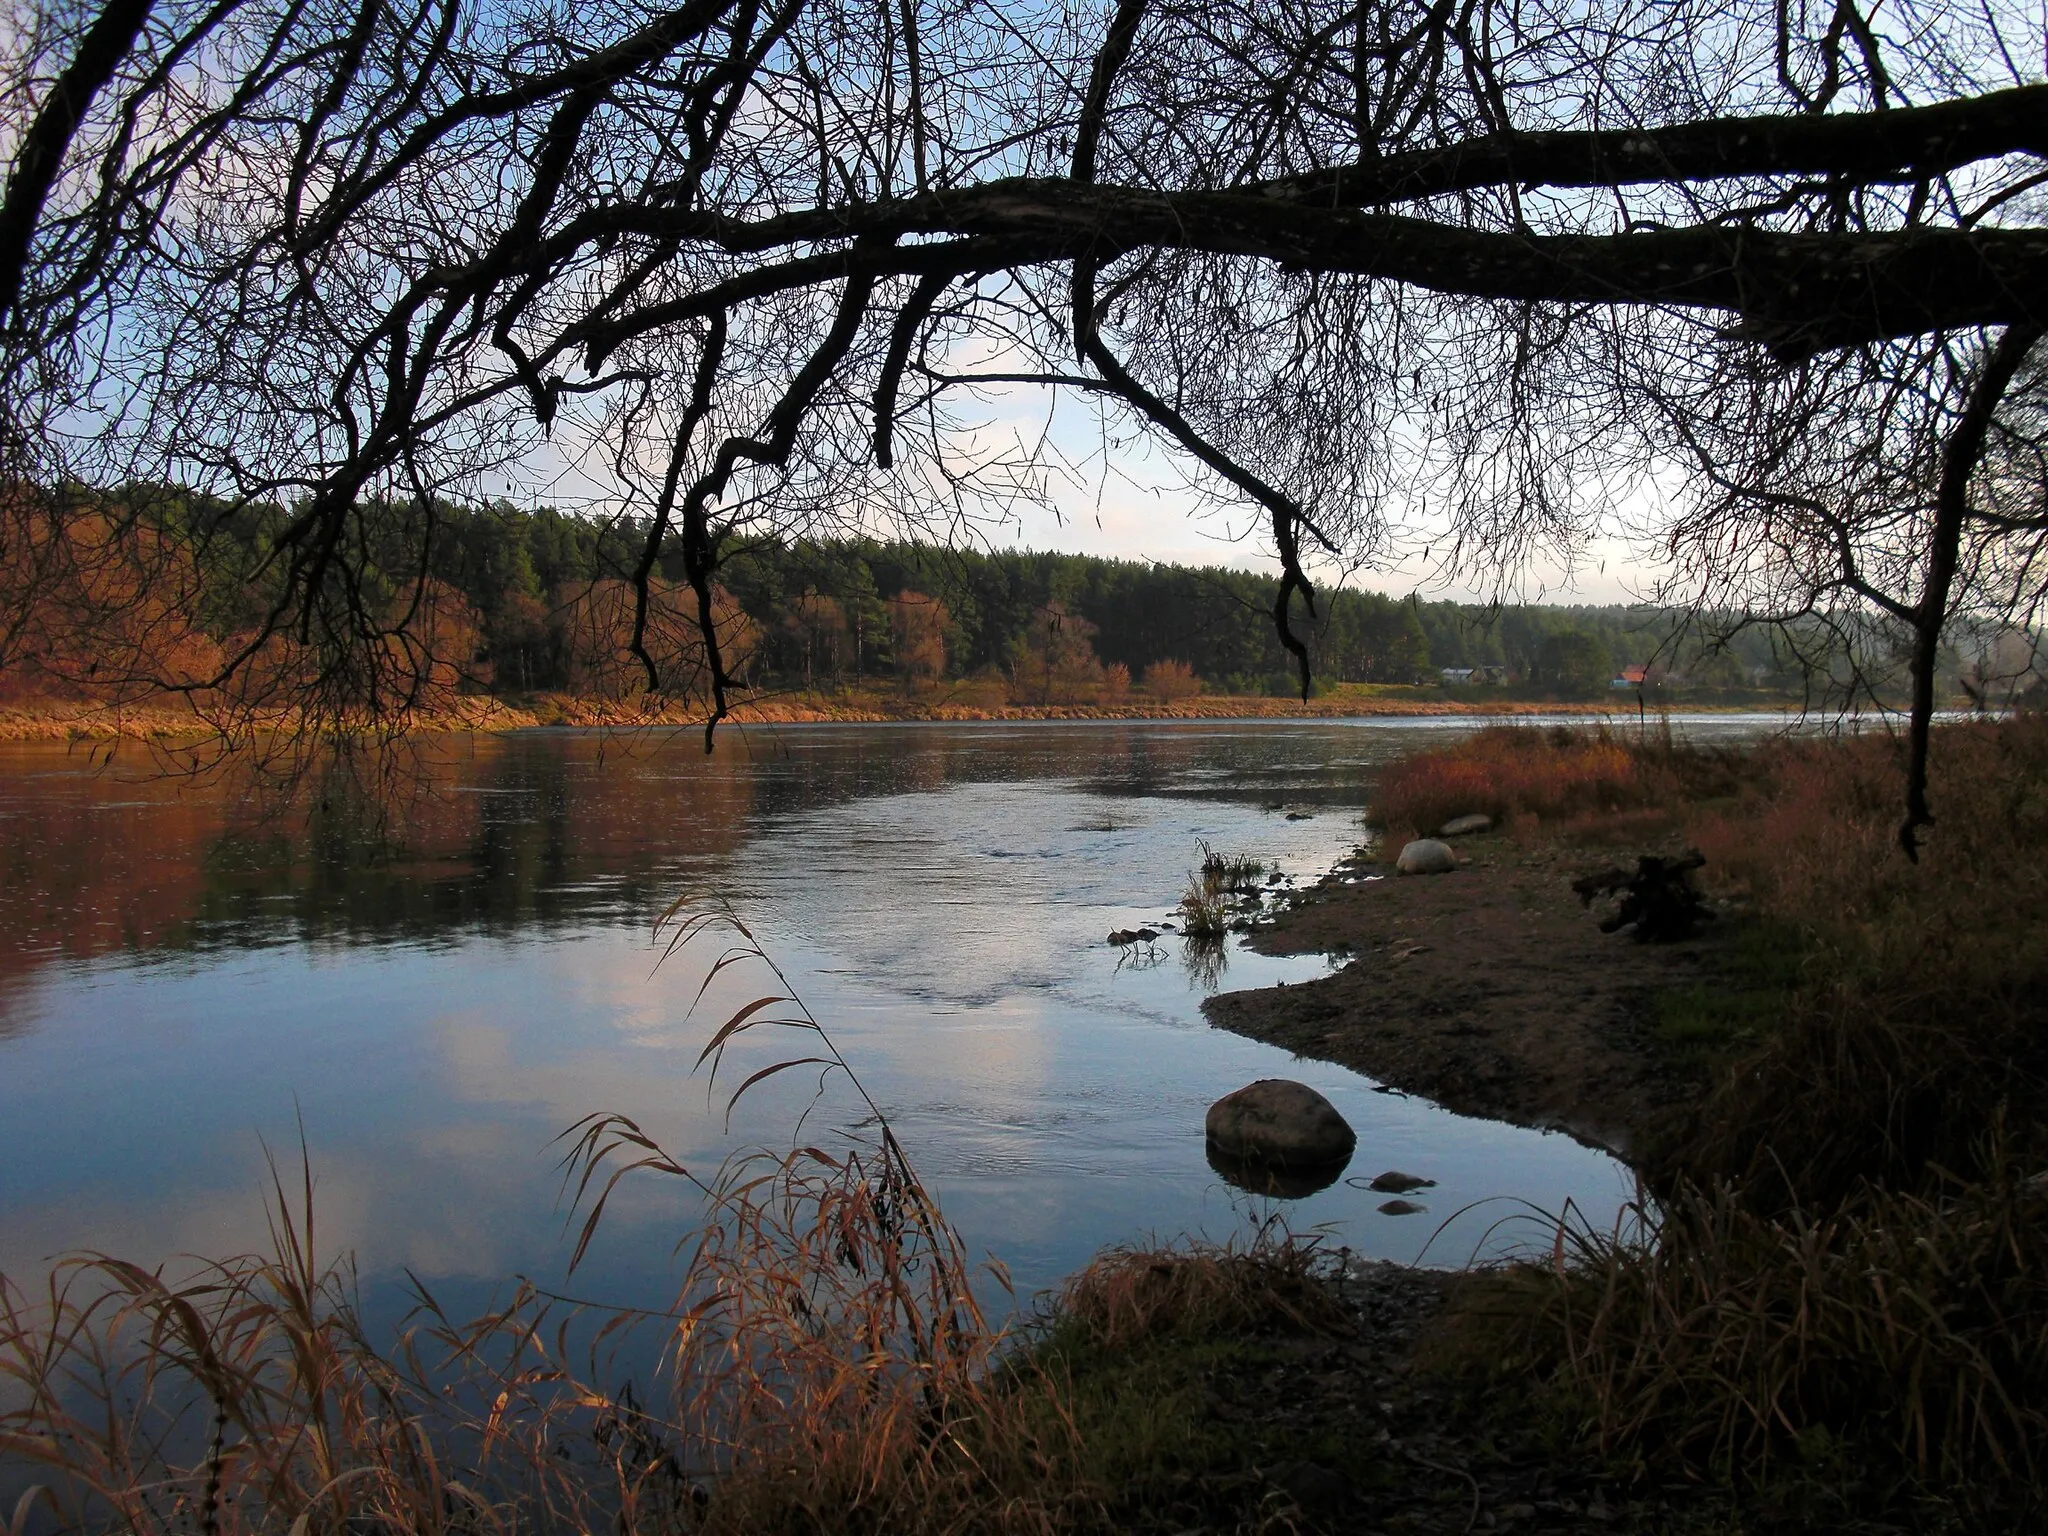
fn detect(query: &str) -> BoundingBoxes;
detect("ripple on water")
[0,719,1738,1329]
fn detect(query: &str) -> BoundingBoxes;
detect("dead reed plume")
[0,903,1107,1535]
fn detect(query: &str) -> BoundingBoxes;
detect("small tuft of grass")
[1176,868,1229,942]
[1047,1233,1353,1353]
[1198,842,1271,893]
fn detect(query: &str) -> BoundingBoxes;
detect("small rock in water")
[1206,1079,1356,1169]
[1395,838,1456,875]
[1367,1170,1437,1194]
[1438,813,1493,837]
[1286,810,1314,820]
[1377,1198,1427,1216]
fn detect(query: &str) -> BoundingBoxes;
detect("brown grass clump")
[1175,869,1230,942]
[1368,723,1730,837]
[1049,1232,1352,1353]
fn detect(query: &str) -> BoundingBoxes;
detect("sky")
[995,435,1659,608]
[506,367,1665,611]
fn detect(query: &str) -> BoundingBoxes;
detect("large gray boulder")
[1396,838,1456,874]
[1205,1079,1356,1169]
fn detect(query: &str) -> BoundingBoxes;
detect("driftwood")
[1572,851,1714,942]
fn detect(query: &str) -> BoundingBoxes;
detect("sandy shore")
[1204,826,1725,1160]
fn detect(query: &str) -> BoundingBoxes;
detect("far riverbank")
[0,683,1793,741]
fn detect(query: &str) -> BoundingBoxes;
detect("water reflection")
[1205,1144,1350,1200]
[0,719,1777,1325]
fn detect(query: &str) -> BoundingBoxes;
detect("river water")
[0,717,1781,1332]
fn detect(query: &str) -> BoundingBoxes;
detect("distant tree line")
[0,489,1829,708]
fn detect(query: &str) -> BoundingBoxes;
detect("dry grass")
[1367,722,1735,838]
[1175,869,1230,942]
[1197,845,1269,893]
[1045,1232,1352,1354]
[1401,717,2048,1517]
[1533,1164,2048,1501]
[1666,718,2048,1202]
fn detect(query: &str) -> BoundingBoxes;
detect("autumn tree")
[1011,600,1103,705]
[1142,658,1201,703]
[885,589,948,690]
[558,579,755,702]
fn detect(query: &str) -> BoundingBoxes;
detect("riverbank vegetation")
[1368,717,2048,1526]
[0,495,1886,733]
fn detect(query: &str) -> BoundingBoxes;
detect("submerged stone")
[1377,1198,1427,1216]
[1206,1142,1347,1199]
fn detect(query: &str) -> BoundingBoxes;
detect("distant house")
[1439,667,1475,686]
[1610,663,1649,689]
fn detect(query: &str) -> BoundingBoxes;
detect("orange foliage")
[377,577,488,709]
[783,591,850,687]
[1010,600,1102,704]
[1369,724,1652,833]
[554,578,756,700]
[0,498,223,703]
[886,589,948,687]
[1141,658,1201,702]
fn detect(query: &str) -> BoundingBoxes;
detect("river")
[0,716,1782,1334]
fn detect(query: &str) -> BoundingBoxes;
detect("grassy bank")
[1365,718,2048,1526]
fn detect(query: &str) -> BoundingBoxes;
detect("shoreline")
[1204,825,1718,1162]
[0,689,1792,742]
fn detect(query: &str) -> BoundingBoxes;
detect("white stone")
[1437,814,1493,837]
[1396,838,1456,874]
